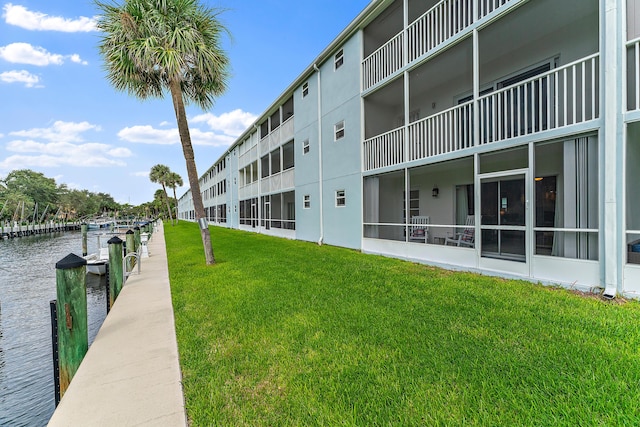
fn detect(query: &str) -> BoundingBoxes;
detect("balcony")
[364,54,600,171]
[363,0,519,91]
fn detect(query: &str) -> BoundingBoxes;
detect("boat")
[84,247,109,275]
[87,219,115,230]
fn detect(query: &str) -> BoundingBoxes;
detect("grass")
[166,221,640,426]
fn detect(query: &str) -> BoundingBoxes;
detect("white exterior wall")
[319,30,363,249]
[176,0,640,297]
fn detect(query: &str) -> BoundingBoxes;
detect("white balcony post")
[404,0,409,164]
[473,29,479,148]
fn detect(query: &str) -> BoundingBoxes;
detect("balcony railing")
[409,101,473,161]
[363,32,404,91]
[408,0,473,63]
[364,54,600,171]
[363,127,404,171]
[478,54,599,144]
[478,0,511,18]
[364,0,518,90]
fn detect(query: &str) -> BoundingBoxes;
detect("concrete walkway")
[48,222,187,426]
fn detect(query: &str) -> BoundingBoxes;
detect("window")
[283,141,294,170]
[334,49,344,70]
[336,190,346,207]
[251,161,258,183]
[282,96,294,122]
[261,154,269,178]
[302,82,309,98]
[335,120,345,141]
[303,139,310,155]
[270,148,281,174]
[304,195,311,209]
[260,121,269,139]
[270,110,280,131]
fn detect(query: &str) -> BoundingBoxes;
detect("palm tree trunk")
[161,183,174,225]
[171,187,178,225]
[169,79,215,265]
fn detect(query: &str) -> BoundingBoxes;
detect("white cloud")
[69,54,88,66]
[118,109,257,147]
[6,140,131,159]
[191,109,257,137]
[3,3,97,32]
[0,121,131,171]
[0,43,87,66]
[118,125,178,145]
[10,120,100,143]
[108,147,133,158]
[131,171,150,178]
[0,153,125,169]
[0,42,62,65]
[190,128,236,146]
[0,69,41,87]
[118,124,235,147]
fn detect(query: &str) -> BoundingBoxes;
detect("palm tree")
[96,0,229,265]
[166,171,183,224]
[149,164,174,224]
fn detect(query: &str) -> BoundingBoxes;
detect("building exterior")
[178,0,640,298]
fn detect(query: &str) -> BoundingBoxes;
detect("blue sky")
[0,0,370,205]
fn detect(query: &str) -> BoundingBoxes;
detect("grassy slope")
[166,221,640,426]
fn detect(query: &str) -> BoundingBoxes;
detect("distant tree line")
[0,169,164,223]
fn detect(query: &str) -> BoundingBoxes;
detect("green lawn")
[166,221,640,426]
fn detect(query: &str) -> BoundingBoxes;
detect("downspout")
[601,0,622,299]
[314,63,324,245]
[254,123,261,233]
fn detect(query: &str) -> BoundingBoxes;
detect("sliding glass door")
[479,170,529,275]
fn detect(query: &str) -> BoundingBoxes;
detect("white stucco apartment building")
[179,0,640,298]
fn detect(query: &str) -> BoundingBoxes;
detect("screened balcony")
[363,0,599,172]
[364,54,599,171]
[363,0,522,90]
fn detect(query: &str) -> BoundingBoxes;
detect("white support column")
[473,29,479,148]
[473,152,481,267]
[403,0,410,164]
[405,167,410,242]
[472,26,480,266]
[602,0,625,297]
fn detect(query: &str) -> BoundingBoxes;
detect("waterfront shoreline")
[47,221,187,426]
[0,230,108,426]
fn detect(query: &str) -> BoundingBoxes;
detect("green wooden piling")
[55,253,88,398]
[107,236,124,306]
[125,229,135,272]
[81,223,88,256]
[133,226,141,253]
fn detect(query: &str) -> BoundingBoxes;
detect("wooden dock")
[0,222,82,239]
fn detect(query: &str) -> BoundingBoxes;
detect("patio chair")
[445,215,475,248]
[409,216,430,243]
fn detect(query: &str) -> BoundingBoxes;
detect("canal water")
[0,231,109,426]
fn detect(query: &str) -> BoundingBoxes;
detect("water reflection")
[0,314,4,400]
[0,231,108,426]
